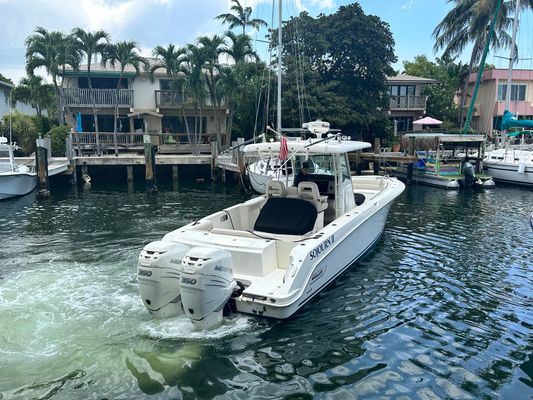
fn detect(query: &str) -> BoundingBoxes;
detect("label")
[309,235,335,260]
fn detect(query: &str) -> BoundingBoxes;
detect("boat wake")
[140,314,259,340]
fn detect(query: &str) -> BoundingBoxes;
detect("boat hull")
[0,173,37,200]
[484,162,533,187]
[233,201,393,319]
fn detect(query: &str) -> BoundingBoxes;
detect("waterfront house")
[385,74,438,132]
[0,80,37,122]
[60,60,228,155]
[462,68,533,135]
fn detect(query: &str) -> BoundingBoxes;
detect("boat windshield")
[0,148,10,158]
[295,154,335,176]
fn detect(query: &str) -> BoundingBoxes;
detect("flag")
[278,136,288,161]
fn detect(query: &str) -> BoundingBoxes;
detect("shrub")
[46,125,70,157]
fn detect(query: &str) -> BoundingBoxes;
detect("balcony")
[389,95,427,110]
[61,88,134,108]
[155,90,183,108]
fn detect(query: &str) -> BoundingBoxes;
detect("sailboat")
[136,1,405,330]
[483,0,533,187]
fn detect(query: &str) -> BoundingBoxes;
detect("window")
[498,83,526,101]
[388,85,415,96]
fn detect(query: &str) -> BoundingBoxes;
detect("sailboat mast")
[505,0,520,111]
[277,0,282,133]
[502,0,520,147]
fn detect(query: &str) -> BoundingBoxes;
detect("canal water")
[0,179,531,399]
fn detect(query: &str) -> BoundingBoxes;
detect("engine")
[180,247,237,330]
[137,241,190,318]
[462,159,476,186]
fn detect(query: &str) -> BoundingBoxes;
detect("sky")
[1,0,533,85]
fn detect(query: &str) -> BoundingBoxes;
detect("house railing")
[389,95,427,110]
[73,132,212,155]
[155,90,184,108]
[61,88,134,107]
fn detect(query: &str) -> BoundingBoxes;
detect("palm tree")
[25,27,80,124]
[216,0,267,35]
[102,41,148,155]
[183,44,210,155]
[11,75,55,117]
[72,28,110,135]
[150,44,192,146]
[222,31,259,64]
[433,0,533,126]
[197,35,226,150]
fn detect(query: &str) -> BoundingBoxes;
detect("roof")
[243,138,371,155]
[62,58,177,77]
[403,133,486,143]
[0,80,14,89]
[386,74,438,84]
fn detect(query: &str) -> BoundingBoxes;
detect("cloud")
[401,0,414,10]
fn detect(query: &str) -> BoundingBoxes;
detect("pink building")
[463,68,533,134]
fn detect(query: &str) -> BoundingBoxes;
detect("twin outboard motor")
[137,241,190,318]
[463,159,476,187]
[180,247,237,330]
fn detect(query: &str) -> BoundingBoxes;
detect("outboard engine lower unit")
[137,241,190,318]
[180,247,237,330]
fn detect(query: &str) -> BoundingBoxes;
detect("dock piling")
[35,137,50,198]
[144,134,157,192]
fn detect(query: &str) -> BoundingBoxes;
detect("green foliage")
[274,3,397,141]
[46,125,70,156]
[403,55,469,126]
[0,73,13,85]
[0,112,39,155]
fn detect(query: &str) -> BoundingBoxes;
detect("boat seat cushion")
[254,197,317,235]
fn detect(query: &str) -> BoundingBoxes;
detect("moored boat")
[137,134,405,329]
[0,137,37,200]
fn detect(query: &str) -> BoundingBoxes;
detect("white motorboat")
[137,135,405,329]
[0,137,36,200]
[484,147,533,187]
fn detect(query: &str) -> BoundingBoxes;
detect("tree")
[216,0,267,34]
[0,112,39,155]
[102,41,148,155]
[403,55,469,126]
[72,28,110,134]
[274,4,396,140]
[0,73,13,85]
[150,44,192,145]
[25,27,80,124]
[11,75,55,117]
[197,35,226,150]
[221,31,259,64]
[183,43,210,155]
[432,0,533,125]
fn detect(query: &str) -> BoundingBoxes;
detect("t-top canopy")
[243,138,371,155]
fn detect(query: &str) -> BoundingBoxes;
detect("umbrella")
[413,116,442,131]
[76,112,83,133]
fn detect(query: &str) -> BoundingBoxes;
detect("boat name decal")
[309,235,335,260]
[138,269,152,277]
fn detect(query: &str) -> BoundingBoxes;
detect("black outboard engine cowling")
[463,159,476,187]
[180,247,236,330]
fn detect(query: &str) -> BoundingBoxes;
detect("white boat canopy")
[243,138,371,155]
[402,133,487,143]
